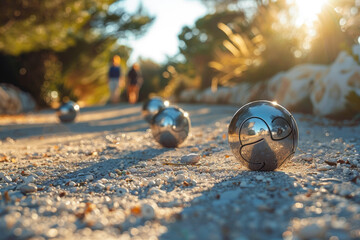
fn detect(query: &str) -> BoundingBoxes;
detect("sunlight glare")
[293,0,327,26]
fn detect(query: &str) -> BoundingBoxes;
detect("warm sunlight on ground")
[291,0,328,25]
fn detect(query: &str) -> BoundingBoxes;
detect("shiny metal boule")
[56,101,80,123]
[151,106,190,148]
[228,100,298,171]
[142,97,169,123]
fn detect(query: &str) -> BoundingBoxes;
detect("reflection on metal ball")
[142,97,169,123]
[57,101,80,123]
[151,106,190,148]
[228,100,298,171]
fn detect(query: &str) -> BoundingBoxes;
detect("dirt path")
[0,103,359,240]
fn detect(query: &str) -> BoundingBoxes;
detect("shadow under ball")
[228,100,298,171]
[150,106,190,148]
[57,101,80,123]
[142,97,168,123]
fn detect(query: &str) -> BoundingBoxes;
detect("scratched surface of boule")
[0,104,359,240]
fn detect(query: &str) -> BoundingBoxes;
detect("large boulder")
[247,81,269,102]
[215,87,232,103]
[228,83,252,105]
[179,89,199,102]
[0,84,36,114]
[197,88,217,104]
[178,45,360,118]
[267,64,329,112]
[310,51,360,117]
[227,81,268,105]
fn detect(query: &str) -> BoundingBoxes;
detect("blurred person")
[108,55,122,103]
[127,63,143,104]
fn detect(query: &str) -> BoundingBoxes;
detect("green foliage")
[138,58,161,101]
[176,0,360,91]
[157,60,201,99]
[178,10,247,88]
[208,22,263,88]
[307,0,358,64]
[0,0,154,106]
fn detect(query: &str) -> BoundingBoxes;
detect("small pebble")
[20,183,37,194]
[4,175,12,183]
[148,187,165,195]
[68,181,76,187]
[176,174,187,182]
[180,153,201,165]
[317,165,332,171]
[141,203,156,220]
[85,175,94,181]
[117,187,128,196]
[324,159,337,166]
[95,183,105,190]
[24,175,36,183]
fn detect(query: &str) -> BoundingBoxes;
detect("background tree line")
[0,0,153,107]
[0,0,359,106]
[159,0,360,96]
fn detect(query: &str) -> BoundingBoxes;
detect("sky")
[120,0,208,63]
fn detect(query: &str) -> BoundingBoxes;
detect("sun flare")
[293,0,327,25]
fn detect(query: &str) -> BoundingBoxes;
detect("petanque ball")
[228,100,298,171]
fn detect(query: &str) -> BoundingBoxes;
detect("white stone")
[68,181,76,187]
[155,178,162,186]
[255,175,264,181]
[148,180,156,187]
[100,178,109,184]
[179,89,198,102]
[352,44,360,59]
[180,153,201,165]
[4,175,12,183]
[175,174,187,182]
[215,87,232,103]
[228,83,252,105]
[268,64,328,111]
[141,203,156,220]
[24,175,36,184]
[0,83,36,114]
[20,183,37,194]
[198,88,218,104]
[317,165,332,171]
[95,183,105,190]
[310,51,360,116]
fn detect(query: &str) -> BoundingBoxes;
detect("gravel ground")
[0,103,360,240]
